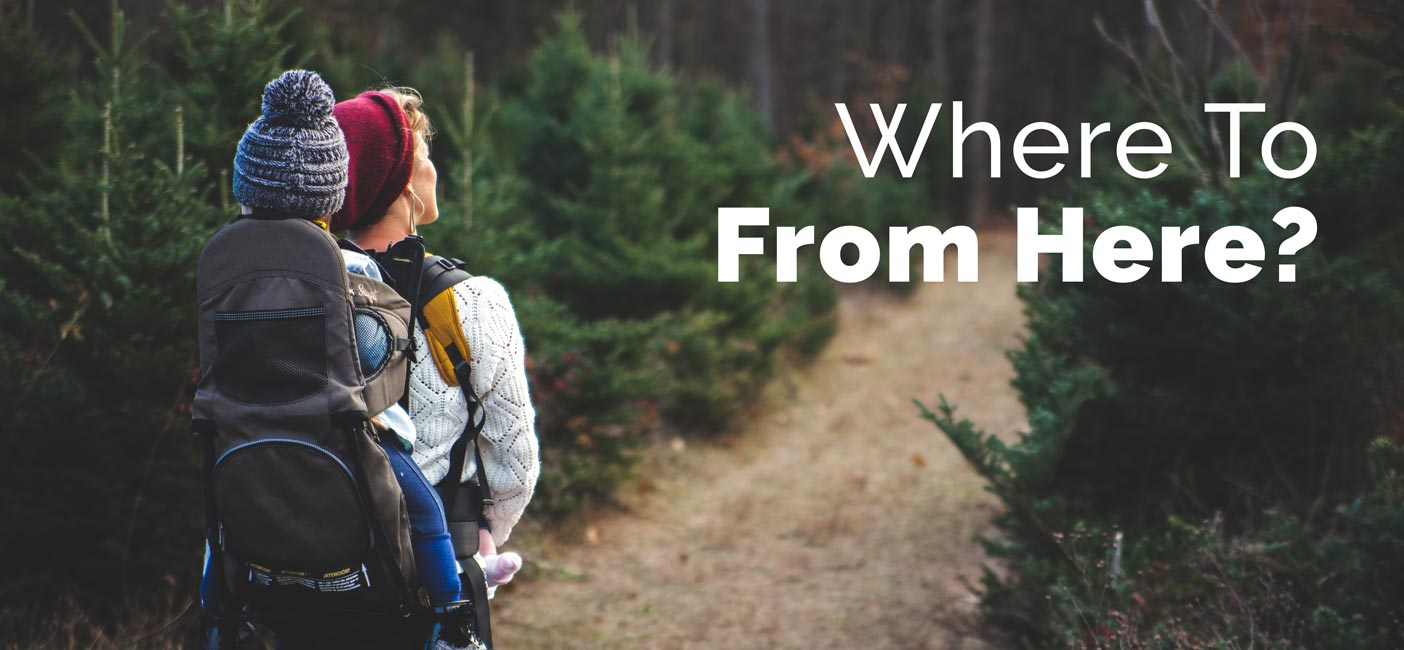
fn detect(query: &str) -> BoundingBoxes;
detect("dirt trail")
[494,229,1025,650]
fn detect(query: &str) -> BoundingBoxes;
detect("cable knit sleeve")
[407,276,539,546]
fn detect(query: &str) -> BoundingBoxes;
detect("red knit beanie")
[329,91,415,232]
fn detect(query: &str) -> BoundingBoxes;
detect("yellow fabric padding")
[420,288,472,386]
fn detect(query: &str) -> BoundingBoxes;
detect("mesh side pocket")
[353,309,392,380]
[215,307,328,404]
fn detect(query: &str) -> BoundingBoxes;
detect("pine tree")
[165,0,307,195]
[0,0,312,615]
[441,14,838,515]
[920,36,1404,649]
[0,3,74,195]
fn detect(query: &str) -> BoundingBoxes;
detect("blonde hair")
[376,85,433,155]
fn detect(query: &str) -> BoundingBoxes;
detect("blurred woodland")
[1,0,1402,648]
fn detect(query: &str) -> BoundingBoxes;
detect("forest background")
[2,1,1402,648]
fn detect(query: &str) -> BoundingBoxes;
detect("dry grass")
[1,596,194,650]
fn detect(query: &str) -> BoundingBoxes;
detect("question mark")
[1272,206,1317,282]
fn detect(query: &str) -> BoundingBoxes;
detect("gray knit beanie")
[232,70,348,217]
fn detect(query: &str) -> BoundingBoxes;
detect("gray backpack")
[192,213,420,622]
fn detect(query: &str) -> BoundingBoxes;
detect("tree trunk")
[828,0,851,101]
[967,0,993,223]
[880,2,904,64]
[747,0,773,130]
[654,0,673,69]
[929,0,949,97]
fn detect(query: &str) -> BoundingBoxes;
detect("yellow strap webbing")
[419,286,472,387]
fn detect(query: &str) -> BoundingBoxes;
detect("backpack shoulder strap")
[418,255,495,646]
[419,255,472,307]
[417,255,473,389]
[417,255,493,519]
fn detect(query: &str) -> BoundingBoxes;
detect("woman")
[330,87,539,598]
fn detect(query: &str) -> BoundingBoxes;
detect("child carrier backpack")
[192,213,420,626]
[365,238,496,647]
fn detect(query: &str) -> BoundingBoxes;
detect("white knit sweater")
[406,276,539,546]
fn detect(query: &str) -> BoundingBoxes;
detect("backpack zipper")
[214,306,327,321]
[215,437,351,475]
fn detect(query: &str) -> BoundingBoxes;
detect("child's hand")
[483,552,522,587]
[477,527,497,557]
[474,527,522,594]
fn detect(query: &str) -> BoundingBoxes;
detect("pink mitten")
[482,552,522,587]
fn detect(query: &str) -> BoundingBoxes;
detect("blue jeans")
[376,438,463,605]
